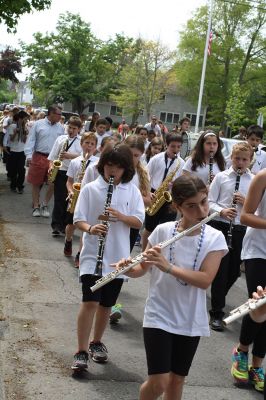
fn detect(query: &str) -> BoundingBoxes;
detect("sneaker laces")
[75,351,88,362]
[234,351,248,372]
[250,367,264,381]
[90,342,108,353]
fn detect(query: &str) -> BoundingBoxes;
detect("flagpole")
[194,0,214,134]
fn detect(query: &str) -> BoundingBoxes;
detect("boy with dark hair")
[48,116,82,236]
[94,118,109,151]
[141,133,185,250]
[246,124,266,175]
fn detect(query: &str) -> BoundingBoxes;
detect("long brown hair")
[191,131,225,171]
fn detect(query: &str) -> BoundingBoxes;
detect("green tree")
[112,39,176,123]
[0,47,22,83]
[225,82,249,135]
[176,0,266,128]
[0,0,52,32]
[0,81,16,103]
[21,12,136,113]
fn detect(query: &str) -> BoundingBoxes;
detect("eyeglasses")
[53,112,62,116]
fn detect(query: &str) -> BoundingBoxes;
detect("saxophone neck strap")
[162,152,176,182]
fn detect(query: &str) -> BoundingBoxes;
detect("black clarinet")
[208,151,214,184]
[227,169,241,249]
[94,176,115,276]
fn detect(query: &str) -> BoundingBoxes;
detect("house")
[64,93,206,129]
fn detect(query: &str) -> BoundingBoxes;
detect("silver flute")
[223,295,266,325]
[94,176,115,276]
[90,211,219,292]
[227,168,242,249]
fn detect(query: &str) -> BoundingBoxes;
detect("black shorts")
[145,201,177,233]
[143,328,200,376]
[80,274,123,307]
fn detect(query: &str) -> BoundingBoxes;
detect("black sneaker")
[74,252,80,268]
[64,239,72,257]
[52,229,61,237]
[71,351,89,370]
[89,341,108,363]
[210,317,224,332]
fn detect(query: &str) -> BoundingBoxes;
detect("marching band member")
[182,130,225,185]
[64,132,98,259]
[231,169,266,394]
[71,145,144,371]
[48,117,82,236]
[208,142,254,331]
[114,175,227,400]
[141,133,185,251]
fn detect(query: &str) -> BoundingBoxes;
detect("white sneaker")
[41,205,50,218]
[32,207,41,217]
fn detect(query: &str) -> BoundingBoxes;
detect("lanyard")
[65,136,77,152]
[162,152,175,182]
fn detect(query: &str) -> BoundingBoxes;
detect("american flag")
[207,29,213,56]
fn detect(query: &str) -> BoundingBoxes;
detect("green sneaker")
[249,366,264,392]
[109,303,122,324]
[231,347,248,383]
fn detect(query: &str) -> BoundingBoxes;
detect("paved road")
[0,162,264,400]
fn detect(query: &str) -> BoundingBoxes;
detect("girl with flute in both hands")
[208,142,254,331]
[231,169,266,394]
[182,130,225,185]
[71,145,145,371]
[114,175,228,400]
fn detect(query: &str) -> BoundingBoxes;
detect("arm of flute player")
[250,286,266,323]
[143,246,225,290]
[240,170,266,228]
[106,208,142,229]
[74,221,108,235]
[112,244,152,278]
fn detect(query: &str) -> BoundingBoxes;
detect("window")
[166,113,173,123]
[186,114,203,126]
[110,105,122,116]
[159,94,166,101]
[88,102,95,112]
[139,109,144,116]
[173,113,180,124]
[160,112,166,122]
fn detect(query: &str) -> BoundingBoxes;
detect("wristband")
[165,263,173,274]
[87,225,93,235]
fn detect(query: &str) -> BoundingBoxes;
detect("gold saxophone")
[48,138,69,183]
[146,158,181,216]
[67,157,87,214]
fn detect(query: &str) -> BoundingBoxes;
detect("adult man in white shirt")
[144,115,162,137]
[24,105,65,217]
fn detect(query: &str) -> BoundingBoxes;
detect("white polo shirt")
[74,176,145,277]
[81,160,99,187]
[208,167,253,225]
[48,135,82,171]
[67,154,98,181]
[147,152,185,190]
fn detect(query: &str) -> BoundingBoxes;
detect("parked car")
[220,137,245,159]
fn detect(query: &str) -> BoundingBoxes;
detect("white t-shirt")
[182,157,222,185]
[241,190,266,260]
[147,152,185,190]
[144,222,228,336]
[67,154,98,181]
[74,176,145,277]
[3,123,25,152]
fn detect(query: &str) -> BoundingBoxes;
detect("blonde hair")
[81,131,97,145]
[231,142,254,160]
[124,135,150,196]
